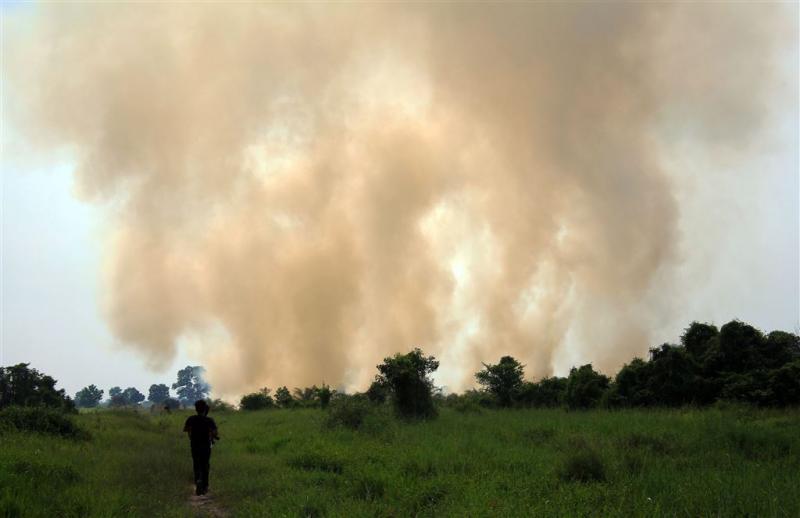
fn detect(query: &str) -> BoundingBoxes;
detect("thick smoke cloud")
[3,3,791,396]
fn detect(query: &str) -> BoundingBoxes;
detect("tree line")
[0,364,212,412]
[239,319,799,418]
[2,319,798,418]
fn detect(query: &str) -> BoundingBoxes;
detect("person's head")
[195,400,209,416]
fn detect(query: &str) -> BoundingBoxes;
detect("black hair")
[194,400,209,414]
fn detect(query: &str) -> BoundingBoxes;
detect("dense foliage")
[475,356,525,407]
[108,386,146,407]
[147,383,171,404]
[240,388,275,410]
[74,384,104,408]
[375,348,439,419]
[0,363,75,412]
[172,365,210,405]
[0,406,89,440]
[461,320,800,410]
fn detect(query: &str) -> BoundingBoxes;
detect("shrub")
[444,390,494,410]
[366,380,390,404]
[318,384,332,409]
[275,386,294,408]
[0,406,89,440]
[558,448,606,483]
[564,364,609,410]
[325,397,373,430]
[517,377,567,408]
[209,398,235,411]
[240,388,275,410]
[452,398,482,414]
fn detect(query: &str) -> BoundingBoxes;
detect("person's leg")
[191,450,203,495]
[202,450,211,493]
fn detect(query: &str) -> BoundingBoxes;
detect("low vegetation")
[1,407,798,516]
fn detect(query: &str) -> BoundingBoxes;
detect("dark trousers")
[192,447,211,491]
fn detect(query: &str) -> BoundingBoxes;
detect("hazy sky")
[1,3,798,400]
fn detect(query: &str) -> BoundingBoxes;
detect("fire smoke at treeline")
[3,3,794,396]
[3,318,798,412]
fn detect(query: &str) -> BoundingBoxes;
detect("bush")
[375,348,439,420]
[163,397,181,410]
[325,397,373,430]
[518,377,567,408]
[318,384,333,409]
[0,406,89,440]
[209,398,235,411]
[564,364,609,410]
[475,356,525,407]
[558,448,606,483]
[452,398,482,414]
[240,388,275,410]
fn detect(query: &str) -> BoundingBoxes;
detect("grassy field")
[1,406,799,517]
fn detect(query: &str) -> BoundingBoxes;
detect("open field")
[1,407,799,517]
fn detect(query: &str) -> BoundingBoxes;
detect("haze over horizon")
[1,2,798,400]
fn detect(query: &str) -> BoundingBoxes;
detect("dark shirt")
[183,415,218,451]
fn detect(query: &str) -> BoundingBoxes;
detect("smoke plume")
[3,3,792,396]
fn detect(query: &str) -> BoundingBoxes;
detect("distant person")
[183,400,219,495]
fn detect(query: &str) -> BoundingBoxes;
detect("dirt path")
[188,487,228,517]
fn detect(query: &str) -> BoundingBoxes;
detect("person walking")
[183,399,219,495]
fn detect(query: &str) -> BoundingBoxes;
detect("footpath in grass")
[1,406,799,517]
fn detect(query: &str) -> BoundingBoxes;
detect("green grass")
[2,407,799,516]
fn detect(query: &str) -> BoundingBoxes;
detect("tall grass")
[0,410,189,517]
[211,407,799,516]
[1,407,798,516]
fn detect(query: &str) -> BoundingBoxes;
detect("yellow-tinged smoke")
[3,3,793,396]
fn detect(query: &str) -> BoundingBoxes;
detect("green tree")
[475,356,525,407]
[172,366,210,405]
[122,387,145,406]
[375,348,439,419]
[647,344,698,406]
[318,384,333,409]
[275,386,294,408]
[765,360,800,406]
[761,331,800,369]
[240,388,274,410]
[517,377,567,408]
[75,385,104,408]
[717,320,764,373]
[564,364,609,410]
[0,363,75,411]
[292,386,319,407]
[366,380,390,404]
[681,322,718,360]
[108,386,124,407]
[148,384,170,404]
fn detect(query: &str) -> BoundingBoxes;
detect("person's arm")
[209,418,220,442]
[183,417,192,435]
